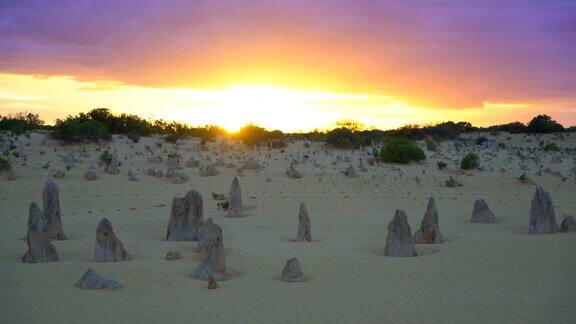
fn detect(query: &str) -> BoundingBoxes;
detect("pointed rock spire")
[227,177,242,217]
[296,202,311,242]
[43,179,66,240]
[385,210,417,257]
[21,202,59,263]
[529,185,558,234]
[414,197,443,244]
[470,198,496,223]
[191,218,225,280]
[94,218,132,262]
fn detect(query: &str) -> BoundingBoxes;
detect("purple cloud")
[1,0,575,109]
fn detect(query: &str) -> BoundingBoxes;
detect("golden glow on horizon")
[0,73,559,132]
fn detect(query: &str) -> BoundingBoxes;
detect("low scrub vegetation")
[0,113,45,134]
[380,138,426,164]
[0,156,11,171]
[461,153,480,170]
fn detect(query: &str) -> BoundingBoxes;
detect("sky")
[0,0,575,132]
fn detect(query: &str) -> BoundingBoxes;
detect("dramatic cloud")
[1,0,575,113]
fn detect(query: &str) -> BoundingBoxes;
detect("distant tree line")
[1,109,573,146]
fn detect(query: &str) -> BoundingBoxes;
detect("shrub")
[461,153,479,170]
[52,116,109,142]
[165,133,183,143]
[498,142,507,149]
[126,131,141,143]
[0,112,45,134]
[425,138,437,151]
[0,156,11,171]
[325,128,370,149]
[99,150,112,166]
[379,138,426,164]
[474,136,488,145]
[543,142,559,151]
[236,125,284,148]
[527,115,564,133]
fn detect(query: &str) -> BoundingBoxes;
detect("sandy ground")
[1,131,575,323]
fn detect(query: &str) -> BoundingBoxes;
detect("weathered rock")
[281,257,304,282]
[166,190,204,241]
[227,177,242,217]
[358,159,368,172]
[128,169,138,181]
[167,154,181,169]
[414,197,443,244]
[296,202,311,242]
[240,159,262,171]
[165,251,183,260]
[84,171,97,181]
[63,151,75,168]
[94,218,132,262]
[343,165,359,178]
[207,277,218,289]
[286,166,301,179]
[186,157,200,168]
[470,198,496,223]
[53,170,65,179]
[170,172,189,184]
[79,145,90,158]
[200,163,219,177]
[43,179,66,240]
[21,202,59,263]
[191,218,225,281]
[75,269,122,290]
[529,185,558,234]
[148,155,162,164]
[560,215,576,233]
[7,169,17,181]
[445,176,461,187]
[166,167,176,178]
[105,151,120,175]
[384,210,417,257]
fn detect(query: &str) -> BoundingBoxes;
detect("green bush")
[52,116,109,142]
[0,112,45,134]
[0,156,11,171]
[543,142,559,151]
[380,138,426,164]
[99,150,112,166]
[527,115,564,133]
[425,138,437,151]
[461,153,479,170]
[325,128,370,149]
[497,142,506,149]
[474,136,488,145]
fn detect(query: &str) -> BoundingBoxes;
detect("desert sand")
[1,131,575,323]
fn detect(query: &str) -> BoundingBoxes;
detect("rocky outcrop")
[529,185,558,234]
[226,177,242,217]
[191,218,225,281]
[296,202,311,242]
[470,199,496,223]
[43,179,66,240]
[281,257,304,282]
[560,215,576,233]
[94,218,132,262]
[105,151,120,175]
[384,210,417,257]
[414,197,443,244]
[21,202,59,263]
[128,169,138,181]
[166,190,204,241]
[201,163,219,177]
[286,165,301,179]
[84,171,97,181]
[76,269,122,290]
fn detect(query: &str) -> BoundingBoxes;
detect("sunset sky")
[1,0,575,132]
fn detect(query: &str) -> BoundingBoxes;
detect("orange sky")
[0,1,575,131]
